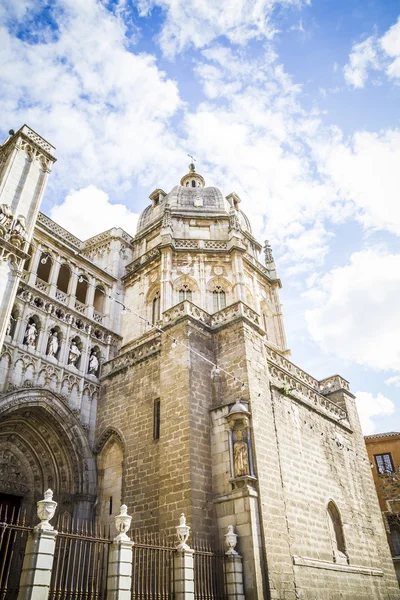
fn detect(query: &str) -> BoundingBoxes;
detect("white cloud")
[355,391,395,434]
[344,17,400,88]
[380,17,400,80]
[305,249,400,371]
[0,0,184,198]
[50,186,139,240]
[385,376,400,388]
[343,36,379,88]
[182,46,347,272]
[312,128,400,235]
[137,0,306,58]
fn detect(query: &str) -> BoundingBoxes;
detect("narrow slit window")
[153,399,161,440]
[152,292,160,324]
[109,495,113,515]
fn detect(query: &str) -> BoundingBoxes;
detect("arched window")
[56,264,71,294]
[94,286,105,313]
[75,275,88,304]
[152,291,160,324]
[213,287,226,312]
[36,252,52,283]
[327,501,347,561]
[179,285,192,302]
[97,436,124,529]
[191,180,196,187]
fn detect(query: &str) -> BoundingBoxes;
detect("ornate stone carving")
[0,203,13,235]
[263,240,273,263]
[36,488,57,530]
[88,349,99,375]
[114,504,132,541]
[47,331,59,357]
[176,513,191,551]
[0,450,29,494]
[225,525,238,556]
[67,342,80,366]
[24,321,38,347]
[233,429,250,477]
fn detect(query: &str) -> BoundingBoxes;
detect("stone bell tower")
[0,125,56,350]
[97,163,398,600]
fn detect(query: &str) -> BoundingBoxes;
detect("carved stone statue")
[12,214,27,239]
[47,331,59,357]
[233,429,250,477]
[6,313,15,337]
[88,351,99,375]
[68,342,81,366]
[24,321,37,347]
[0,203,13,233]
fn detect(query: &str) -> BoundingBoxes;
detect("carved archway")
[0,388,96,522]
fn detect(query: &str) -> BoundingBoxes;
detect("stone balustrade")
[319,374,351,393]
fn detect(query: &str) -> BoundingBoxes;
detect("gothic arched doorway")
[0,388,96,523]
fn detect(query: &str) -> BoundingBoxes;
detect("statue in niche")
[88,350,99,375]
[6,313,15,337]
[47,331,59,358]
[24,321,37,347]
[233,429,250,477]
[68,342,81,366]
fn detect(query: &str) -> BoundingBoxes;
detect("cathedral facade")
[0,125,398,599]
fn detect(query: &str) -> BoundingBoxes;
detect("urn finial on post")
[176,513,191,551]
[35,488,57,530]
[114,504,132,541]
[225,525,238,555]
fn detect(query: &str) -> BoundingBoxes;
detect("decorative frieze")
[102,335,161,377]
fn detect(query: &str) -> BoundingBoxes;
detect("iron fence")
[0,503,32,600]
[48,517,111,600]
[193,540,227,600]
[131,531,176,600]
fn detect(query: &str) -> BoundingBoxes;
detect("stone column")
[27,245,42,286]
[86,277,96,319]
[107,505,133,600]
[224,526,245,600]
[48,256,61,299]
[174,514,195,600]
[17,489,58,600]
[67,268,79,308]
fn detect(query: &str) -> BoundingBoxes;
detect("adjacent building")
[365,432,400,585]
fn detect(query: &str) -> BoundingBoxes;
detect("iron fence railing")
[0,503,32,600]
[131,531,176,600]
[193,540,228,600]
[48,517,111,600]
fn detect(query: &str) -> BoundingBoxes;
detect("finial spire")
[187,154,196,173]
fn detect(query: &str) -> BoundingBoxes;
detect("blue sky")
[1,0,400,434]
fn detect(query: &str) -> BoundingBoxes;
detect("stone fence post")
[224,526,245,600]
[174,514,195,600]
[17,489,58,600]
[107,504,134,600]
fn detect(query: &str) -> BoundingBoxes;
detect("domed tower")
[122,164,287,350]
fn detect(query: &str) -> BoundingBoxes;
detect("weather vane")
[187,153,196,163]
